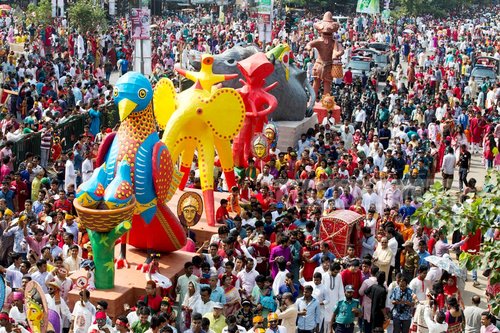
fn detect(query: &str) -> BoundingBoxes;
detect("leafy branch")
[415,170,500,314]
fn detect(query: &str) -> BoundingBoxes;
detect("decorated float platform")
[68,248,195,319]
[68,188,225,319]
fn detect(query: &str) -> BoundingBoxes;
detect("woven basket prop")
[73,197,136,233]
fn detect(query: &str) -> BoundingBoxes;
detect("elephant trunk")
[304,80,316,117]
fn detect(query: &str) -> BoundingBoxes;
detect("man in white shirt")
[441,147,456,190]
[323,264,345,333]
[256,165,274,186]
[45,281,72,331]
[8,292,26,326]
[65,152,77,192]
[424,306,448,333]
[236,259,259,296]
[31,259,50,293]
[341,127,354,150]
[357,137,370,157]
[353,106,366,129]
[81,151,94,183]
[409,266,429,302]
[373,148,386,170]
[387,232,399,275]
[362,184,381,215]
[192,286,216,315]
[221,315,247,333]
[86,311,114,333]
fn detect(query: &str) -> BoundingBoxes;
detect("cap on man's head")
[345,285,355,292]
[213,302,224,309]
[267,312,278,322]
[242,300,252,307]
[95,311,107,320]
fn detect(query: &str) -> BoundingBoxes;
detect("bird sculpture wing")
[152,142,182,202]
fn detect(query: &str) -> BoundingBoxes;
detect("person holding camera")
[276,292,298,333]
[389,277,415,333]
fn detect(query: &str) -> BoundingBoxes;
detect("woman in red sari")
[300,235,320,281]
[435,137,450,171]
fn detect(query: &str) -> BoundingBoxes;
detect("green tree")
[67,0,108,34]
[26,0,53,26]
[413,170,500,314]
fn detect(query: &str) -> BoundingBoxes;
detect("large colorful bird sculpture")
[96,72,186,270]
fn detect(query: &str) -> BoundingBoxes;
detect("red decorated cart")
[318,210,363,258]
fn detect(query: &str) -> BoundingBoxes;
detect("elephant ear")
[200,88,246,140]
[153,78,177,130]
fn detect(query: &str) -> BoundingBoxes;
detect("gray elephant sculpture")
[188,44,316,121]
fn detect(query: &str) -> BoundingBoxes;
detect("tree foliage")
[414,170,500,314]
[26,0,53,26]
[391,0,492,18]
[67,0,108,34]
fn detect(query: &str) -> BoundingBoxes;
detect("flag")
[356,0,380,14]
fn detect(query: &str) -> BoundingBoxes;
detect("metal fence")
[11,105,120,169]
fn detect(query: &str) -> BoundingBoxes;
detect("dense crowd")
[0,2,499,333]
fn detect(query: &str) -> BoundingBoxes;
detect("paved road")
[433,152,489,307]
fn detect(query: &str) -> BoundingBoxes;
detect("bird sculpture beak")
[118,98,138,121]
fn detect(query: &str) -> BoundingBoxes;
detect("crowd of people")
[0,2,499,333]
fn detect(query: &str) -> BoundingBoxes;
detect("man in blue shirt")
[398,197,416,219]
[296,285,320,333]
[278,272,300,301]
[417,240,430,268]
[200,275,226,304]
[0,181,16,211]
[294,209,309,230]
[310,242,336,265]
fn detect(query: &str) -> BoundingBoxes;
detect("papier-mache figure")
[306,11,344,98]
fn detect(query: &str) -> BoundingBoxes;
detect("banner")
[356,0,380,14]
[130,8,151,40]
[256,0,273,43]
[256,0,273,24]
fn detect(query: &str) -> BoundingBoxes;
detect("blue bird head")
[113,72,153,121]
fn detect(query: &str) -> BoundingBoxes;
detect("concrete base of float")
[275,114,318,151]
[68,188,226,319]
[68,249,196,320]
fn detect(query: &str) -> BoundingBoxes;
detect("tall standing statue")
[306,11,344,98]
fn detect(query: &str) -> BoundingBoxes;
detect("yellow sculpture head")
[177,192,203,228]
[252,134,269,159]
[321,94,336,111]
